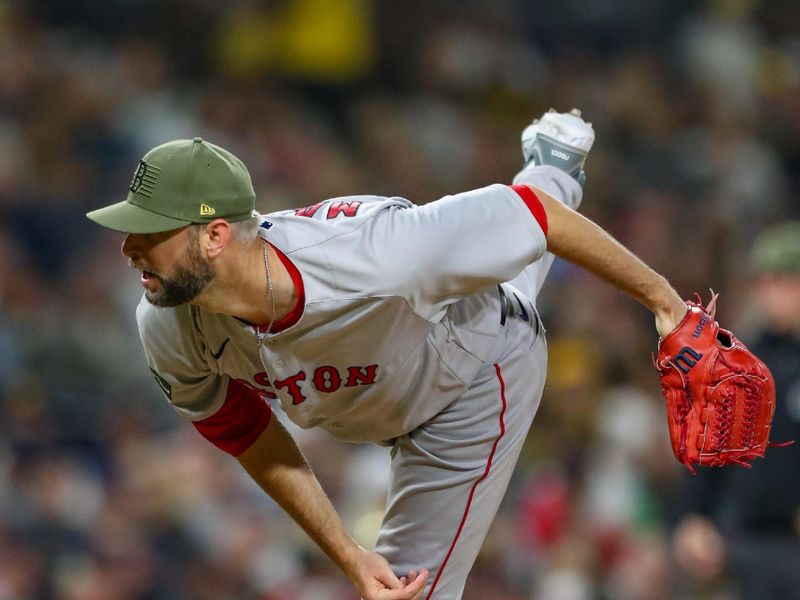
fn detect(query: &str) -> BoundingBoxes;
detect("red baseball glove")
[655,293,783,473]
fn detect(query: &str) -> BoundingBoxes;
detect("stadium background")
[0,0,797,598]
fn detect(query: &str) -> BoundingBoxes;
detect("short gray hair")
[229,214,262,244]
[188,214,261,245]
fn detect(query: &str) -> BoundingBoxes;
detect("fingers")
[400,569,420,584]
[406,569,428,599]
[399,569,428,600]
[374,568,429,600]
[375,567,403,590]
[353,550,428,600]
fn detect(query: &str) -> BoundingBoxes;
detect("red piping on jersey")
[510,184,548,236]
[193,378,272,456]
[258,243,305,334]
[425,363,508,599]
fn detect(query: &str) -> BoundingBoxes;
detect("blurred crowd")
[0,0,798,598]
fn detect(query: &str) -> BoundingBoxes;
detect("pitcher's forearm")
[237,419,428,599]
[237,418,362,580]
[531,185,686,328]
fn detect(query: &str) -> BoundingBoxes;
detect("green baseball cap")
[751,221,800,274]
[86,138,255,233]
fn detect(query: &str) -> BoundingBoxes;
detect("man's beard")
[145,243,215,307]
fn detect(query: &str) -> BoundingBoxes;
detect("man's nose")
[121,234,140,259]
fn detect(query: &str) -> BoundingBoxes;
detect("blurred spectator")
[671,221,800,600]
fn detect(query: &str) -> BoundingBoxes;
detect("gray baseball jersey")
[138,183,547,444]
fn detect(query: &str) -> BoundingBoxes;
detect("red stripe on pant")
[425,363,508,599]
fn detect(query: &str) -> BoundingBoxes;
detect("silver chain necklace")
[256,239,276,348]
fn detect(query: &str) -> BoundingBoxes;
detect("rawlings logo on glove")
[655,293,789,473]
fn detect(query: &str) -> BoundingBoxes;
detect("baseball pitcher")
[86,109,777,599]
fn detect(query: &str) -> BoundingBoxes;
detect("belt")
[497,283,541,336]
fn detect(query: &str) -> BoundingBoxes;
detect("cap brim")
[86,200,192,234]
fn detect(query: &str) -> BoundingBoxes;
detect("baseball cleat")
[521,108,595,187]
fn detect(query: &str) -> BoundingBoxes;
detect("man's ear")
[203,219,232,260]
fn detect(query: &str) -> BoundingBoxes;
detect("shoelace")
[710,388,736,462]
[716,352,795,455]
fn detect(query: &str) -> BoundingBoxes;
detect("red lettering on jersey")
[253,372,278,399]
[327,201,361,219]
[253,371,273,387]
[294,202,326,218]
[275,371,308,405]
[345,364,378,387]
[312,365,342,393]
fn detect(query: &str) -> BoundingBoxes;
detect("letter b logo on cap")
[129,160,160,197]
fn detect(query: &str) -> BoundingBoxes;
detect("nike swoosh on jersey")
[211,338,230,360]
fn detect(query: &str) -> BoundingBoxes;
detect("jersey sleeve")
[361,184,548,320]
[136,299,271,456]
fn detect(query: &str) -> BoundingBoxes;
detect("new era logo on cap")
[200,204,216,216]
[129,160,160,197]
